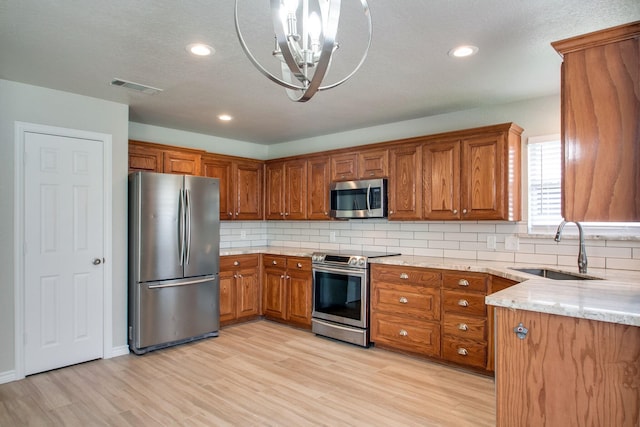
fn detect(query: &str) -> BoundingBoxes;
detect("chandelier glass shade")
[234,0,372,102]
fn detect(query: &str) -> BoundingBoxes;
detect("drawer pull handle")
[458,323,468,331]
[233,261,239,266]
[297,262,302,268]
[399,297,408,304]
[399,329,408,337]
[458,279,469,287]
[458,299,469,307]
[400,273,409,280]
[457,348,469,356]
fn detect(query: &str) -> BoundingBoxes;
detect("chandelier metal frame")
[234,0,372,102]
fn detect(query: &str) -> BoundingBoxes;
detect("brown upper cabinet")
[389,144,423,220]
[423,123,522,221]
[201,153,263,220]
[307,156,331,220]
[265,159,307,220]
[331,152,358,181]
[359,148,389,179]
[552,21,640,222]
[129,140,202,175]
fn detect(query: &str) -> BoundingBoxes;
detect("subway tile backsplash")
[220,220,640,272]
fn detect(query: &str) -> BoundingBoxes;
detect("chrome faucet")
[554,220,587,273]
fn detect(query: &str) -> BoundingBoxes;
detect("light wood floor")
[0,321,496,426]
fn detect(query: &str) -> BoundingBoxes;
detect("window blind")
[528,137,562,229]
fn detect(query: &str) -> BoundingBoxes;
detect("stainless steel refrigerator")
[128,172,220,354]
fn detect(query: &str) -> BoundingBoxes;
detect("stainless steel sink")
[509,267,598,280]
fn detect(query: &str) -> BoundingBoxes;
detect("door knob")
[92,258,102,265]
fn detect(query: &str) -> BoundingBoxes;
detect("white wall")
[267,95,560,159]
[129,122,269,160]
[0,80,129,376]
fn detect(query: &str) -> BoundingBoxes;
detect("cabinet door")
[234,160,263,220]
[129,142,163,173]
[287,269,312,326]
[495,307,640,427]
[389,144,422,220]
[558,32,640,221]
[163,150,201,175]
[265,162,285,220]
[359,149,388,178]
[307,157,331,220]
[201,155,233,220]
[423,140,461,220]
[285,159,307,220]
[460,134,503,220]
[331,153,358,181]
[262,268,287,320]
[237,267,260,319]
[218,270,236,324]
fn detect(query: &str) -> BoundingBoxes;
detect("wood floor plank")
[0,320,495,426]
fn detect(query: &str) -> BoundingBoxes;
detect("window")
[527,135,640,237]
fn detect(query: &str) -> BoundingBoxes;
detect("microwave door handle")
[366,184,371,213]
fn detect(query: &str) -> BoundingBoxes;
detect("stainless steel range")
[311,250,400,347]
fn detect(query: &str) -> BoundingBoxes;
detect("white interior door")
[23,131,104,375]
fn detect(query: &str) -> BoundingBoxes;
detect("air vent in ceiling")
[110,78,163,95]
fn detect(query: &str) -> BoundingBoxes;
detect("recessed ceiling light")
[218,114,233,121]
[186,43,214,56]
[448,45,479,58]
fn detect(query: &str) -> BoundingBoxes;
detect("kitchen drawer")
[443,313,486,341]
[371,265,441,287]
[442,337,487,369]
[371,312,441,357]
[442,272,488,293]
[442,290,487,317]
[220,254,259,271]
[371,282,440,321]
[263,254,286,269]
[286,256,312,272]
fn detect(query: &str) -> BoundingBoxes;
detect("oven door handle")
[312,265,368,277]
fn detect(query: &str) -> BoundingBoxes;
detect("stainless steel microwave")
[329,178,388,219]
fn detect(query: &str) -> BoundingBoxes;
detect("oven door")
[312,265,368,329]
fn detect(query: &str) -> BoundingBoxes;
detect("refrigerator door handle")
[178,188,185,266]
[185,188,191,264]
[146,275,216,289]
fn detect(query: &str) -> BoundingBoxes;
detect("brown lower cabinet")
[495,306,640,426]
[262,255,312,328]
[370,264,518,372]
[219,255,261,326]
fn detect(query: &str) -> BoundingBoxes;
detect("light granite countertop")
[220,247,640,327]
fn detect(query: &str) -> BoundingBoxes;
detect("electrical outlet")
[505,235,520,250]
[240,230,247,240]
[330,231,336,242]
[486,235,497,250]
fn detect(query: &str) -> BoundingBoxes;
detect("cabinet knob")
[400,273,409,280]
[514,322,529,339]
[452,209,458,214]
[272,260,278,265]
[458,279,469,287]
[233,261,239,266]
[399,329,408,337]
[237,274,243,278]
[280,212,284,216]
[458,323,468,331]
[457,299,469,307]
[457,348,469,356]
[399,296,408,304]
[285,212,289,216]
[462,209,468,214]
[296,262,302,268]
[324,211,328,215]
[389,210,394,214]
[227,212,233,216]
[280,274,285,279]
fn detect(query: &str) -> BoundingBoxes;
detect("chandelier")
[234,0,372,102]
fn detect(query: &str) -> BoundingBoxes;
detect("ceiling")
[1,1,638,145]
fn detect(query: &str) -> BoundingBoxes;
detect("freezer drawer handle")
[147,276,216,289]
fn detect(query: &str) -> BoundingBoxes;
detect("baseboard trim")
[107,345,130,359]
[0,370,17,385]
